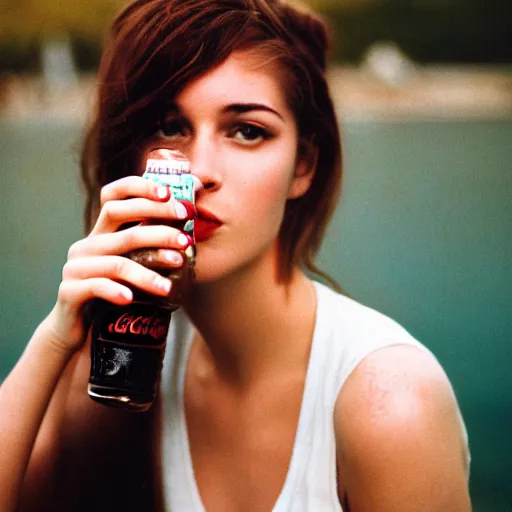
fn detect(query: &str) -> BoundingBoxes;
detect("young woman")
[0,0,470,510]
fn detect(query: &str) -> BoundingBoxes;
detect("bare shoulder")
[334,345,471,511]
[336,345,462,436]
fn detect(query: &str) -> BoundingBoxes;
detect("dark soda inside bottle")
[88,299,173,411]
[88,149,195,412]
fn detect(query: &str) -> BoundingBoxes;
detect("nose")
[188,134,222,196]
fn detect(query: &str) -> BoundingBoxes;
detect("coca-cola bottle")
[88,149,195,412]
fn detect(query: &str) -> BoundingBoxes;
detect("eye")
[230,124,269,145]
[156,117,187,139]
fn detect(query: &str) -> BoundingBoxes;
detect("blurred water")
[318,118,512,511]
[0,116,511,510]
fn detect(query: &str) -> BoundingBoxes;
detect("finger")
[68,225,193,259]
[58,278,133,309]
[63,255,178,296]
[100,176,171,206]
[91,196,190,235]
[126,249,184,269]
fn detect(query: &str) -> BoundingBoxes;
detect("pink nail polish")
[154,276,171,293]
[174,201,188,219]
[164,250,182,265]
[121,288,133,301]
[178,200,197,219]
[177,233,194,248]
[156,186,168,199]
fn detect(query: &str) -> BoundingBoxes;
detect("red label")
[108,312,168,342]
[93,301,172,347]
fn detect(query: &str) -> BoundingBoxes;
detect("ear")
[287,140,318,199]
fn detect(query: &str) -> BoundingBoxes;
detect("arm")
[0,176,189,510]
[0,316,76,511]
[334,345,471,512]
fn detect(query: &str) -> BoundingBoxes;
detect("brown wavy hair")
[81,0,343,288]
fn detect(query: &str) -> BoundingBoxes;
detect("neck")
[183,245,317,387]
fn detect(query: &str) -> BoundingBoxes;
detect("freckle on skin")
[364,366,393,423]
[363,351,427,425]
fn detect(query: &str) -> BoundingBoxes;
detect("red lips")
[194,207,222,242]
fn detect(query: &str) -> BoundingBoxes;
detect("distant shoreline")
[329,65,512,121]
[1,66,512,121]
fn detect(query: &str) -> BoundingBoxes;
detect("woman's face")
[145,50,314,284]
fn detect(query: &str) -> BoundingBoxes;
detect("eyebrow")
[222,103,284,121]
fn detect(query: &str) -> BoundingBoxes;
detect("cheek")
[237,168,294,232]
[232,145,297,208]
[233,167,295,254]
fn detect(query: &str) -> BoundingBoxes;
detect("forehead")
[175,51,290,114]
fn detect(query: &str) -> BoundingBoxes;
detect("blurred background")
[0,0,511,509]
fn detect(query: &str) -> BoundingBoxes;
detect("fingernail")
[121,288,133,301]
[164,250,182,265]
[156,186,168,199]
[179,200,197,219]
[174,201,188,219]
[154,276,171,293]
[177,233,193,247]
[192,175,204,193]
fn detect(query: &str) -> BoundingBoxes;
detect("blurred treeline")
[1,0,511,73]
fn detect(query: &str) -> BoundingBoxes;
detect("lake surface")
[1,116,511,510]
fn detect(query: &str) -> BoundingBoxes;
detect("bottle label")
[143,149,194,203]
[144,169,195,202]
[143,149,195,245]
[94,301,171,348]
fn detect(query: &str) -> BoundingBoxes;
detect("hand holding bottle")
[45,159,195,358]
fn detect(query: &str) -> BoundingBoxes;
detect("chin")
[190,238,279,287]
[190,253,253,287]
[191,269,221,285]
[190,256,232,285]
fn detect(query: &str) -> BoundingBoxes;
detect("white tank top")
[160,281,469,511]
